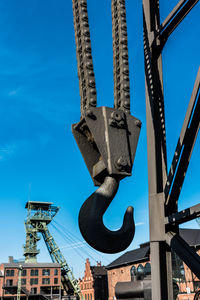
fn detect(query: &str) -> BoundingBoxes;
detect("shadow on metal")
[115,279,151,300]
[78,176,135,253]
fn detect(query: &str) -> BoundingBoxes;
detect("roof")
[106,228,200,269]
[106,245,150,270]
[25,201,53,209]
[179,228,200,247]
[91,266,107,276]
[2,262,61,268]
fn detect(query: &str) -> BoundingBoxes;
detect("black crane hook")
[72,0,141,254]
[78,176,135,253]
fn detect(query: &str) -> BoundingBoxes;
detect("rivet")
[135,120,142,127]
[116,156,128,169]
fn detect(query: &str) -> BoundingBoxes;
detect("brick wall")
[107,262,148,300]
[0,264,61,298]
[107,255,200,300]
[79,259,108,300]
[79,259,94,300]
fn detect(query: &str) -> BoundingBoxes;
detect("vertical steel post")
[143,0,173,299]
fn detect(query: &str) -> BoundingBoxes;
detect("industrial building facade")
[78,259,108,300]
[0,257,62,300]
[106,229,200,300]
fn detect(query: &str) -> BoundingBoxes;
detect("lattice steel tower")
[24,201,81,299]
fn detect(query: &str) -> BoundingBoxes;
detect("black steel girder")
[166,203,200,228]
[165,68,200,214]
[159,0,199,45]
[166,232,200,279]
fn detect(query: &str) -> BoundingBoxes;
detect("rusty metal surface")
[72,0,97,116]
[112,0,131,113]
[72,107,141,186]
[72,0,141,253]
[143,0,200,299]
[71,0,200,297]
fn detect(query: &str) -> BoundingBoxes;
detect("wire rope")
[52,219,110,263]
[50,222,98,264]
[50,222,87,262]
[51,222,97,263]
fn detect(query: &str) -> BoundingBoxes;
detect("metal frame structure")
[24,201,81,299]
[72,0,142,254]
[71,0,200,298]
[143,0,200,299]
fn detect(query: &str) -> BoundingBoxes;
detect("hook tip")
[79,176,135,253]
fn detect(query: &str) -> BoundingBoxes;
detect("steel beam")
[166,203,200,228]
[165,68,200,214]
[143,0,199,298]
[143,1,173,299]
[166,232,200,279]
[159,0,199,44]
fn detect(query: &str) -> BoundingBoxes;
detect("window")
[6,269,14,276]
[31,269,38,276]
[42,269,50,276]
[136,264,144,280]
[21,279,26,285]
[30,278,38,285]
[31,288,37,294]
[172,251,186,282]
[194,281,200,292]
[42,278,50,285]
[5,290,10,295]
[6,279,13,287]
[54,278,58,284]
[144,263,151,276]
[130,266,136,281]
[54,269,58,276]
[22,270,27,276]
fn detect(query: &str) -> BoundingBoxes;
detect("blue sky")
[0,0,199,279]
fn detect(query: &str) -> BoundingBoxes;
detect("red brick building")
[106,229,200,300]
[79,259,108,300]
[0,256,62,300]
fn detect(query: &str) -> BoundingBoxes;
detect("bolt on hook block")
[72,106,141,253]
[72,106,141,186]
[72,0,141,254]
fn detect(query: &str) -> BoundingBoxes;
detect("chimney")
[8,256,14,263]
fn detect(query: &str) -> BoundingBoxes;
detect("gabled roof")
[106,228,200,270]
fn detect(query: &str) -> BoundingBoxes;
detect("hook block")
[72,107,141,186]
